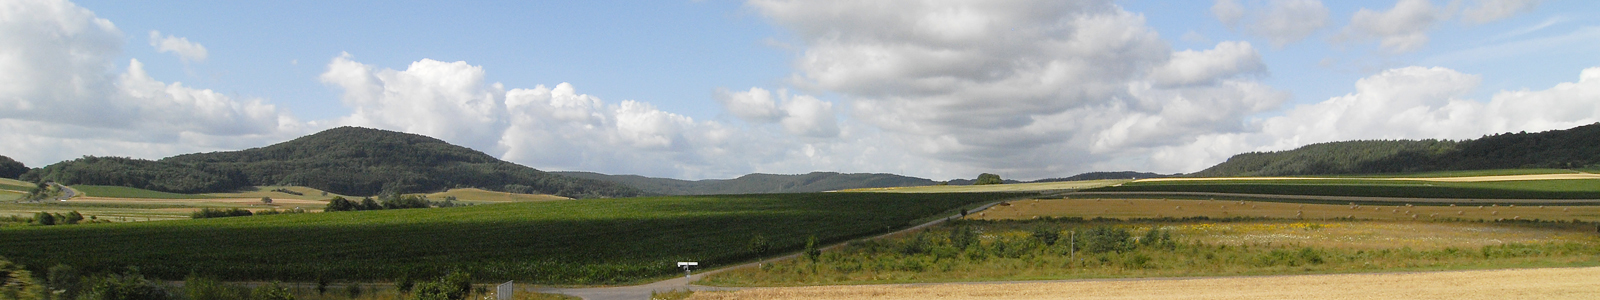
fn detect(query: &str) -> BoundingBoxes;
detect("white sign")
[677,262,698,267]
[496,281,513,300]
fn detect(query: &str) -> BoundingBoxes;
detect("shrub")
[185,274,245,300]
[747,234,771,256]
[410,271,471,300]
[46,264,81,300]
[35,212,55,225]
[81,268,172,300]
[191,208,253,219]
[1032,227,1060,246]
[324,197,357,212]
[249,282,294,300]
[974,173,1003,185]
[804,235,822,262]
[1082,226,1133,253]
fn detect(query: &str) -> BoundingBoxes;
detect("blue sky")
[3,0,1598,181]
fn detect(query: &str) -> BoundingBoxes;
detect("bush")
[35,212,55,225]
[974,173,1003,185]
[1032,227,1060,246]
[747,234,771,256]
[249,282,294,300]
[804,235,822,262]
[191,208,253,219]
[410,271,471,300]
[185,274,245,300]
[1082,226,1133,253]
[81,268,172,300]
[46,264,81,300]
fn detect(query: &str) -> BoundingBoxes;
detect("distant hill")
[1192,123,1600,177]
[554,171,937,195]
[1033,171,1172,182]
[21,127,643,198]
[0,155,24,179]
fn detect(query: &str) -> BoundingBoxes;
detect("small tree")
[803,235,822,262]
[974,173,1004,185]
[395,274,415,294]
[35,212,55,225]
[345,283,363,298]
[260,197,273,205]
[315,277,329,295]
[1031,227,1060,246]
[64,211,85,225]
[747,234,771,256]
[46,264,80,300]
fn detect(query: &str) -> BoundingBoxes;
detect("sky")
[2,0,1598,181]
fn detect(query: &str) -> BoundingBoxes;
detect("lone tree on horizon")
[975,173,1004,185]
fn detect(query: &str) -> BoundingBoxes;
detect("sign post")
[677,262,699,278]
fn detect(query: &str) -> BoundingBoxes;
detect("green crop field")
[0,192,1022,285]
[1088,179,1600,199]
[73,185,216,199]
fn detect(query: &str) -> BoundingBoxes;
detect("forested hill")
[553,171,937,195]
[20,127,643,198]
[1192,123,1600,177]
[0,155,25,179]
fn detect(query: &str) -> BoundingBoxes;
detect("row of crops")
[0,192,1022,284]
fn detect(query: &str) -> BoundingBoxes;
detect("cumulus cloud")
[320,53,508,152]
[751,0,1285,178]
[1337,0,1442,53]
[148,30,208,62]
[1148,41,1266,87]
[0,0,293,166]
[714,87,839,138]
[1212,0,1245,28]
[1461,0,1542,24]
[1155,66,1600,172]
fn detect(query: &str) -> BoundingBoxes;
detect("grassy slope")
[72,185,214,199]
[0,192,1021,284]
[1088,178,1600,199]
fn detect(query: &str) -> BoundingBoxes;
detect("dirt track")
[687,266,1600,300]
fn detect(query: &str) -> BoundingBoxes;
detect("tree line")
[1192,122,1600,177]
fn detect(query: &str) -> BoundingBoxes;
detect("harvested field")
[848,179,1129,193]
[689,266,1600,300]
[975,198,1600,222]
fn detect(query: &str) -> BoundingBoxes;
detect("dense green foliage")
[553,171,937,195]
[191,208,254,219]
[1193,123,1600,176]
[973,173,1004,185]
[0,192,1019,284]
[0,155,27,179]
[1088,178,1600,199]
[20,127,642,198]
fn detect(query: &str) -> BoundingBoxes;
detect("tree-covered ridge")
[1193,123,1600,177]
[21,127,643,198]
[0,155,27,179]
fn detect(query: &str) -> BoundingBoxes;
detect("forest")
[18,127,643,198]
[1192,123,1600,177]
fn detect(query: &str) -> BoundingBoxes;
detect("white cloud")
[0,0,295,167]
[1157,66,1600,172]
[751,0,1285,178]
[1337,0,1442,53]
[1248,0,1329,47]
[778,94,839,138]
[148,30,208,62]
[1461,0,1542,24]
[1148,41,1266,87]
[1212,0,1245,28]
[714,87,840,138]
[320,53,508,152]
[714,87,783,123]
